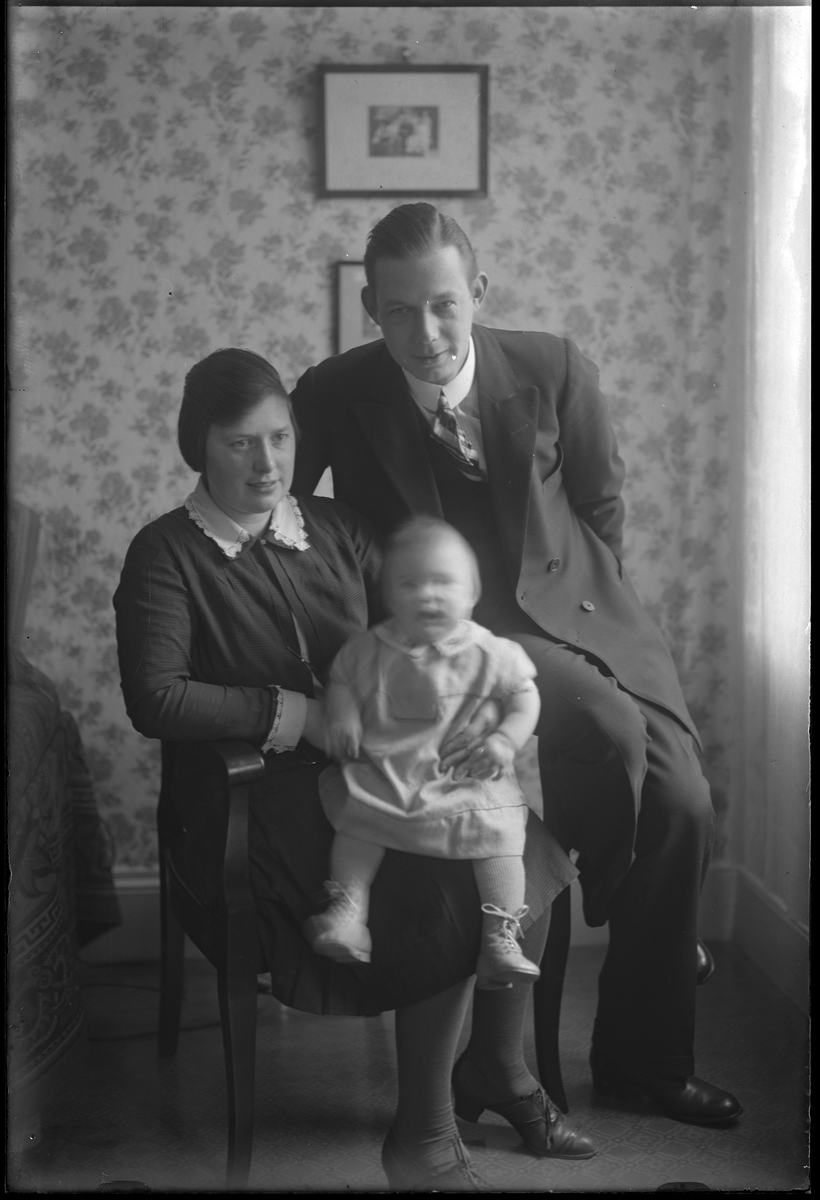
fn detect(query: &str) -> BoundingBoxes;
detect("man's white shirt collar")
[185,477,309,559]
[402,337,476,413]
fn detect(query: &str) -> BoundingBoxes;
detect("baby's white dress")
[319,618,539,859]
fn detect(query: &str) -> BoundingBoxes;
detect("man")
[291,203,741,1127]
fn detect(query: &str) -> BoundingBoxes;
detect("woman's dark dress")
[114,494,560,1015]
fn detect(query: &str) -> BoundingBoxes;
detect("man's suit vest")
[416,409,535,636]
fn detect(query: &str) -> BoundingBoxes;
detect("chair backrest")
[8,501,41,642]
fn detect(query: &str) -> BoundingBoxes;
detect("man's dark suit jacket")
[291,323,697,746]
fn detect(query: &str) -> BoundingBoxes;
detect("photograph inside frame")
[321,66,487,196]
[368,105,439,158]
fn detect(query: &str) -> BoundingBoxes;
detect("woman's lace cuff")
[261,688,308,754]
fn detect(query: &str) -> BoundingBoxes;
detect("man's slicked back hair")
[363,203,478,291]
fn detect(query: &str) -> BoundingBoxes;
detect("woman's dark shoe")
[381,1126,491,1192]
[452,1054,596,1159]
[590,1052,742,1127]
[696,939,715,985]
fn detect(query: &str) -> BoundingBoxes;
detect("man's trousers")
[509,635,714,1082]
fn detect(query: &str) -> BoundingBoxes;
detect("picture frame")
[318,65,489,198]
[335,261,383,355]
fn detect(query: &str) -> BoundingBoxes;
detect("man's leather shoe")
[696,939,715,985]
[591,1053,742,1127]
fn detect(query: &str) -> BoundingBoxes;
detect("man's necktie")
[431,390,483,482]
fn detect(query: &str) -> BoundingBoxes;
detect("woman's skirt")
[168,744,575,1016]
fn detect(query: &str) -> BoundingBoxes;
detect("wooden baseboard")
[80,859,739,964]
[733,869,809,1015]
[83,874,612,961]
[85,862,805,1015]
[697,861,738,941]
[79,873,203,964]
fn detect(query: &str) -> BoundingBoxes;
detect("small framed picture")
[335,262,382,355]
[319,65,489,198]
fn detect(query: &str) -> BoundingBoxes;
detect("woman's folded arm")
[114,524,277,744]
[124,677,276,744]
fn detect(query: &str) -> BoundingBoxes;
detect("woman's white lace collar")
[264,494,310,552]
[185,480,310,559]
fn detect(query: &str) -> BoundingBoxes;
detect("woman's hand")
[440,699,502,780]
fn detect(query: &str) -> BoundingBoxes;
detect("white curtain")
[730,8,810,932]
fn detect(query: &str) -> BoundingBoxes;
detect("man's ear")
[361,286,380,326]
[471,271,489,312]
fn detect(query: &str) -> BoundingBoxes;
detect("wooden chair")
[157,739,266,1189]
[533,885,572,1112]
[156,737,573,1188]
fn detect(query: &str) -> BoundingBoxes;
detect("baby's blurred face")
[385,535,478,644]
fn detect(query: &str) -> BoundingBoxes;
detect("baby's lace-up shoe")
[304,880,371,963]
[475,904,541,990]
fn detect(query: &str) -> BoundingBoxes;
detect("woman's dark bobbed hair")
[177,348,295,473]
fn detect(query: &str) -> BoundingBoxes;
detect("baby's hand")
[462,731,517,781]
[327,716,362,763]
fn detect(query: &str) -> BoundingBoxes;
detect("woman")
[114,348,595,1189]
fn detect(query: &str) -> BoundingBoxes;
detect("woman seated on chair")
[113,348,595,1190]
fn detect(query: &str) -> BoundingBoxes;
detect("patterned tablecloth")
[8,650,122,1118]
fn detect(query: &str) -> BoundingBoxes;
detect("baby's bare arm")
[326,681,363,761]
[495,687,541,751]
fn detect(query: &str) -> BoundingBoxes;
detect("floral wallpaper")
[10,6,742,871]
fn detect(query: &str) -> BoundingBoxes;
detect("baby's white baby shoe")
[305,880,372,964]
[475,904,541,990]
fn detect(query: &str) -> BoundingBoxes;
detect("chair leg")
[533,884,572,1113]
[211,742,266,1188]
[217,916,259,1190]
[158,856,185,1058]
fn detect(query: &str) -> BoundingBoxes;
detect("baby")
[306,517,573,990]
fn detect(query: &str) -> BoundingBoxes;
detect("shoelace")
[323,880,357,915]
[531,1087,563,1143]
[450,1136,486,1188]
[500,924,520,952]
[385,1130,485,1190]
[480,903,528,947]
[504,1086,565,1155]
